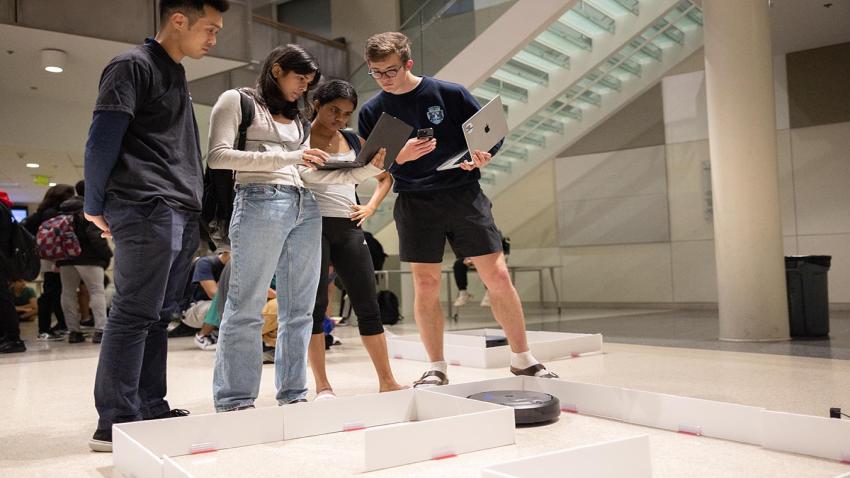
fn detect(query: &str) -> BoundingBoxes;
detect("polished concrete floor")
[2,308,850,477]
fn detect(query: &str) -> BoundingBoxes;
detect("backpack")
[202,89,255,246]
[363,231,387,271]
[1,209,40,281]
[36,214,82,261]
[377,290,402,325]
[201,89,312,246]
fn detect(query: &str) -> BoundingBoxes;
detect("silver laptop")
[436,96,508,171]
[317,113,413,170]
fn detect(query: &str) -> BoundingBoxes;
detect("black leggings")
[453,257,469,291]
[0,277,20,341]
[38,271,66,333]
[312,217,383,336]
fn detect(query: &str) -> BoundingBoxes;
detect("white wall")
[493,54,850,306]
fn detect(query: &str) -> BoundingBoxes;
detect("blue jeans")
[213,185,321,411]
[94,197,198,430]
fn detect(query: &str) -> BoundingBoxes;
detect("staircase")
[366,0,704,238]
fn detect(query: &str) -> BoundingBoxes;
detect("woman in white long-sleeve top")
[207,44,385,411]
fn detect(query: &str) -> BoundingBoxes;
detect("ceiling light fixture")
[26,163,40,168]
[48,182,57,187]
[41,49,66,73]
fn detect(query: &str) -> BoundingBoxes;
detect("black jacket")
[0,202,11,280]
[55,197,112,269]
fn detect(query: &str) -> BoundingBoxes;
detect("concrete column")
[703,0,790,341]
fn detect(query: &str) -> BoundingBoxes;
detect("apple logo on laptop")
[484,124,491,134]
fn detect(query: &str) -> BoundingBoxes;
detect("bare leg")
[470,252,529,353]
[308,333,332,392]
[410,263,446,362]
[361,333,405,392]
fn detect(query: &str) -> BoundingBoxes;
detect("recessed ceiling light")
[26,163,40,168]
[49,182,57,187]
[41,49,66,73]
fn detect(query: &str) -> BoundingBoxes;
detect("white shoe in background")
[480,291,491,307]
[453,290,472,307]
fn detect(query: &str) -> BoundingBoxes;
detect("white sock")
[430,361,448,374]
[511,351,539,370]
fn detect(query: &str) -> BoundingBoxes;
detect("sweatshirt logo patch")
[427,106,445,125]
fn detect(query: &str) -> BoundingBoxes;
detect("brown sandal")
[510,363,559,379]
[413,370,449,388]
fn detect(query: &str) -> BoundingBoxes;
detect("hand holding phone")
[417,127,434,140]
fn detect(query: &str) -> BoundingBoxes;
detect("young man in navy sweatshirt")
[358,32,558,388]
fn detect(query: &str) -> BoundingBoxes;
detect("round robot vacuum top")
[467,390,561,425]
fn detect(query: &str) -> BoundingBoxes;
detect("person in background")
[11,279,38,322]
[22,184,75,341]
[57,196,112,344]
[0,192,26,354]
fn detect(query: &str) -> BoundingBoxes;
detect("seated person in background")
[170,249,230,350]
[11,279,38,322]
[204,262,277,361]
[453,235,511,308]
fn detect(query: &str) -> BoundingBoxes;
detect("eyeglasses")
[367,65,403,79]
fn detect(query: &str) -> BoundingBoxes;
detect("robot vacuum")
[468,390,560,425]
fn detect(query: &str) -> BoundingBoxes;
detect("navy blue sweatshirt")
[358,77,499,193]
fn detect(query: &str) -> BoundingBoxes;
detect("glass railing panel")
[514,41,570,71]
[500,145,530,160]
[564,1,616,34]
[546,101,583,121]
[526,115,566,134]
[478,78,529,103]
[544,21,593,53]
[564,87,602,106]
[607,54,641,77]
[590,0,639,16]
[509,130,546,147]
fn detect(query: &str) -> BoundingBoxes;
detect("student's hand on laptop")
[84,213,112,239]
[460,150,492,171]
[396,138,436,164]
[301,148,330,169]
[368,147,387,169]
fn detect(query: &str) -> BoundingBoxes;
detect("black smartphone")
[417,127,434,140]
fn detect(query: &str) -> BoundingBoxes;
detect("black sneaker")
[148,408,190,420]
[167,322,198,338]
[0,340,26,354]
[287,399,307,404]
[89,429,112,452]
[92,331,103,344]
[68,331,85,344]
[80,319,95,328]
[51,327,69,336]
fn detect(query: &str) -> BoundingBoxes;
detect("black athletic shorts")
[393,184,503,263]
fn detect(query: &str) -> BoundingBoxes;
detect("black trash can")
[785,255,831,338]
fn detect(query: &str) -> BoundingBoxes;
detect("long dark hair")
[310,79,358,120]
[36,184,74,214]
[255,44,321,121]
